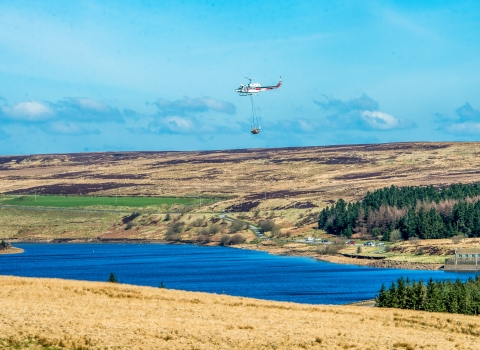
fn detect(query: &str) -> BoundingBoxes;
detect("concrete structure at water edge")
[444,248,480,271]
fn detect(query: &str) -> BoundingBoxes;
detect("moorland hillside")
[2,142,480,213]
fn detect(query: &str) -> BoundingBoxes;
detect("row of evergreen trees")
[318,183,480,239]
[376,276,480,315]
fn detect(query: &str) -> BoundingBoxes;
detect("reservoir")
[1,243,476,305]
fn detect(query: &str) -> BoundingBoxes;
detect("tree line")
[317,183,480,239]
[376,276,480,315]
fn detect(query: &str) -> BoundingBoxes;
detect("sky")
[0,0,480,155]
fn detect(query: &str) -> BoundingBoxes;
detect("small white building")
[455,248,480,262]
[445,248,480,270]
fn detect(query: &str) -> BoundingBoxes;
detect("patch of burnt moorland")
[354,143,449,152]
[225,200,261,212]
[45,171,92,179]
[245,189,324,201]
[0,156,31,165]
[149,155,273,167]
[334,172,385,180]
[92,174,149,180]
[7,183,142,195]
[323,156,370,165]
[273,201,318,210]
[44,172,148,180]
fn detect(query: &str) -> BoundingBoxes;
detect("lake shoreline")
[0,247,24,255]
[9,238,445,270]
[238,243,444,270]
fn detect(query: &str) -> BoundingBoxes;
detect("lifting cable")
[250,94,260,130]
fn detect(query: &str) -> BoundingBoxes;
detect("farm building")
[444,248,480,271]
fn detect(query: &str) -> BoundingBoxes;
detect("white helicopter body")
[236,77,282,96]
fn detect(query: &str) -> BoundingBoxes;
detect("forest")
[317,183,480,240]
[376,276,480,315]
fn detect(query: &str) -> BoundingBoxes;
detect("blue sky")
[0,0,480,154]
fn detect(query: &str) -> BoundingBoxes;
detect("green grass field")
[0,195,212,208]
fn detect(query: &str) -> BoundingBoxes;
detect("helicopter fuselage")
[235,78,282,96]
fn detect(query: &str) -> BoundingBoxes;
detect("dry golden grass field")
[2,275,480,350]
[2,142,480,212]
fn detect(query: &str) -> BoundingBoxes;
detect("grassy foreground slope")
[2,276,480,350]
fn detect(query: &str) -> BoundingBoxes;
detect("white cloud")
[0,101,55,121]
[361,111,400,130]
[148,116,196,134]
[41,121,100,135]
[314,94,415,131]
[154,96,236,116]
[54,97,123,123]
[0,97,125,124]
[73,98,111,113]
[437,103,480,135]
[444,123,480,135]
[163,116,194,130]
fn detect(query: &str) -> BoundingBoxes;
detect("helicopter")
[236,76,282,134]
[236,76,282,96]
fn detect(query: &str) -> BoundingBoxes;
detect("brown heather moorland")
[3,142,480,260]
[2,142,480,212]
[2,275,480,350]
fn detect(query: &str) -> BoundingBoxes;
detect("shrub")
[451,235,463,244]
[164,213,171,221]
[191,218,204,227]
[389,229,402,243]
[197,227,209,236]
[220,235,231,246]
[208,224,220,235]
[277,231,292,238]
[229,220,245,233]
[108,272,118,283]
[229,234,246,245]
[165,232,182,241]
[195,234,211,244]
[271,224,281,237]
[124,222,134,230]
[167,221,184,234]
[165,222,184,241]
[409,237,420,246]
[220,234,246,246]
[356,246,362,254]
[258,219,275,232]
[317,245,342,255]
[325,244,342,254]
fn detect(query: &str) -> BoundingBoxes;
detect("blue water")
[1,243,476,305]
